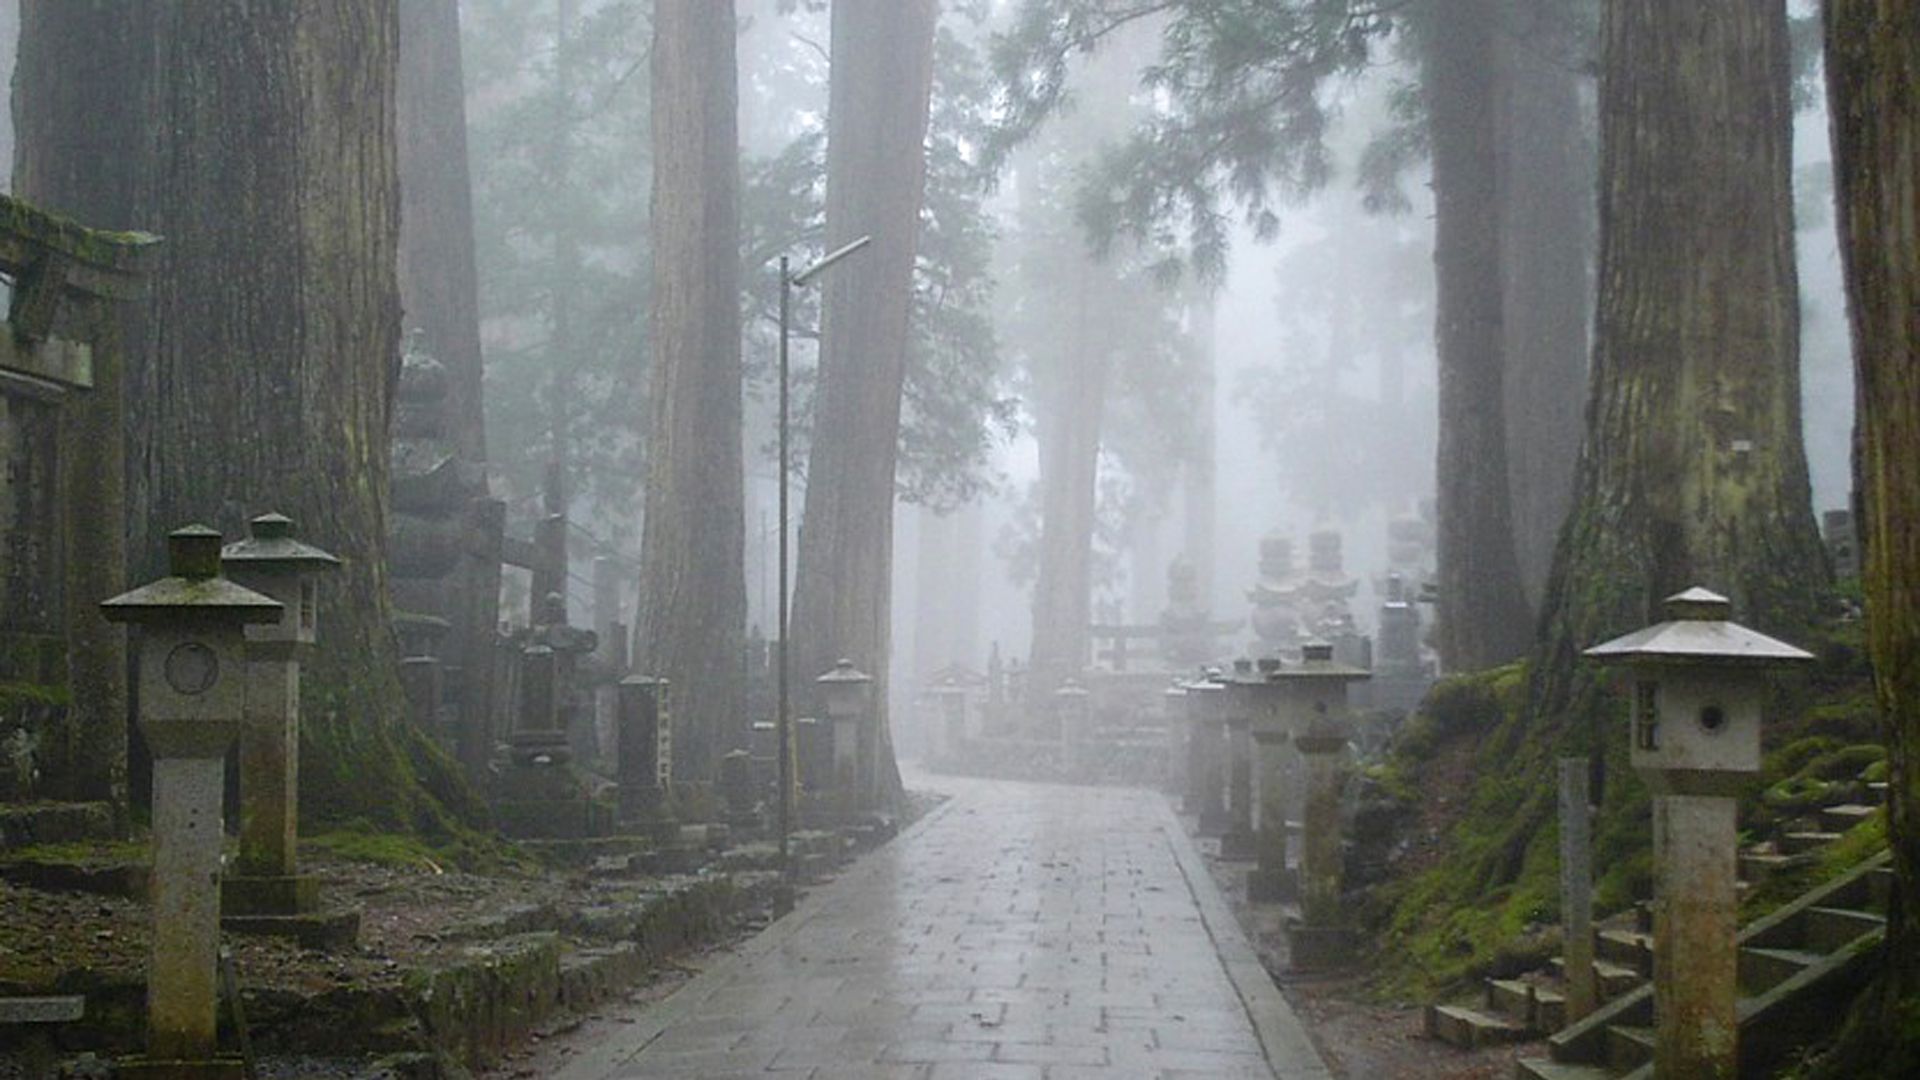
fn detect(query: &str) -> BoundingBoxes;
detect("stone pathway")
[553,775,1329,1080]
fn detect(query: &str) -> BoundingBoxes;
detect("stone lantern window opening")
[300,580,316,632]
[1634,680,1659,751]
[1699,703,1727,734]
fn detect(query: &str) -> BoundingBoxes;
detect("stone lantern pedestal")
[1219,662,1258,861]
[104,526,282,1080]
[1586,587,1812,1080]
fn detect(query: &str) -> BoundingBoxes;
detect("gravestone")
[817,660,876,812]
[615,676,673,832]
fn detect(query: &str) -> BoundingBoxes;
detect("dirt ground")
[1204,845,1540,1080]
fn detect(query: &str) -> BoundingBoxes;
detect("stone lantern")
[102,526,282,1079]
[817,659,875,807]
[1585,587,1811,1080]
[1054,678,1092,777]
[1278,641,1369,969]
[932,676,970,761]
[218,512,338,921]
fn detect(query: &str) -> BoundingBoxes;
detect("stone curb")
[1155,792,1333,1080]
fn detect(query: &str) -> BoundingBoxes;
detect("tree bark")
[18,1,479,832]
[1531,0,1824,745]
[1028,253,1112,691]
[1423,0,1536,671]
[788,0,940,789]
[635,0,746,780]
[397,0,486,464]
[1496,0,1593,610]
[1820,0,1920,1070]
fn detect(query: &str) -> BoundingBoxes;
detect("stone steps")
[1603,1024,1653,1073]
[1424,1002,1529,1049]
[1780,830,1845,855]
[1819,802,1880,834]
[1594,929,1652,977]
[1548,956,1641,1000]
[1516,852,1892,1080]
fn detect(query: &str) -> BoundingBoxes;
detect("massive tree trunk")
[788,0,939,793]
[1531,0,1824,744]
[19,1,479,833]
[1028,254,1111,691]
[1181,292,1216,613]
[397,0,486,464]
[635,0,746,780]
[1496,0,1594,609]
[1821,1,1920,1071]
[1422,0,1536,671]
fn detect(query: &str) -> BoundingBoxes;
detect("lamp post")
[778,235,871,877]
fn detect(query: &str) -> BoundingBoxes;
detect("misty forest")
[0,1,1916,1078]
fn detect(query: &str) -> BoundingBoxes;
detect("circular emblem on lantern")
[164,641,219,695]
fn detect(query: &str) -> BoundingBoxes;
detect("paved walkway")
[554,775,1329,1080]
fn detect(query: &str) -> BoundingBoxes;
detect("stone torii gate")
[0,194,156,826]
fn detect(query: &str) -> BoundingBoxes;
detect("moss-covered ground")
[1355,610,1886,1001]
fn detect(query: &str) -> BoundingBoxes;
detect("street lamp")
[778,234,872,883]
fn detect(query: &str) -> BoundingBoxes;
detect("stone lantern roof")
[219,512,340,571]
[101,525,282,624]
[1281,641,1372,681]
[1584,587,1813,669]
[818,658,873,686]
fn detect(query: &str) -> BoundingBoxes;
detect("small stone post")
[103,526,282,1078]
[719,748,757,828]
[1559,757,1597,1022]
[1246,657,1293,901]
[1055,679,1091,778]
[817,660,875,811]
[1219,660,1258,861]
[1585,587,1813,1080]
[616,676,673,830]
[1191,672,1230,837]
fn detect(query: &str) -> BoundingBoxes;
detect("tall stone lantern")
[1585,587,1811,1080]
[218,512,338,919]
[817,659,876,809]
[1280,641,1369,968]
[102,526,282,1079]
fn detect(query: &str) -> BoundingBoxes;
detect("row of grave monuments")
[927,521,1435,786]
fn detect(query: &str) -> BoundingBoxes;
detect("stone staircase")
[1423,776,1888,1060]
[1513,849,1891,1079]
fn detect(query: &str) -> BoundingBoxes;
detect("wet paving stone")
[555,776,1329,1079]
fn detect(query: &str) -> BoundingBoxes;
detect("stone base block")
[114,1057,247,1080]
[221,874,319,917]
[494,797,612,840]
[614,816,681,846]
[0,800,116,847]
[1219,828,1257,862]
[222,909,360,951]
[1247,866,1297,904]
[1197,807,1232,838]
[1286,920,1353,972]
